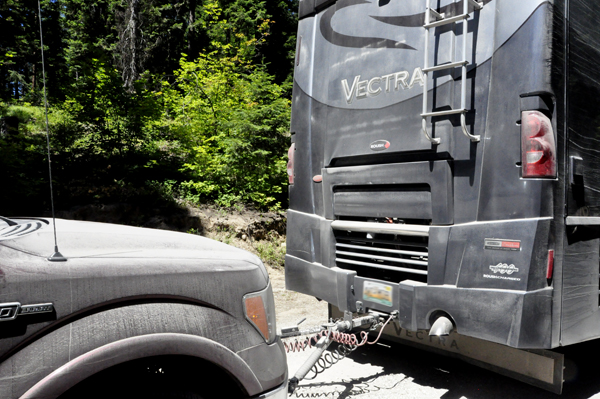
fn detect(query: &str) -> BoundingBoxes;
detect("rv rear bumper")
[285,210,554,349]
[286,254,552,349]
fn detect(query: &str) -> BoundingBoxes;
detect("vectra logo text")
[342,67,425,104]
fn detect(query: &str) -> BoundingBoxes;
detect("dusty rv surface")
[285,0,600,394]
[0,216,287,399]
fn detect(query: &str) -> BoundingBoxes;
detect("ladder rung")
[468,0,484,10]
[423,60,468,73]
[421,109,466,118]
[428,8,444,21]
[424,13,468,29]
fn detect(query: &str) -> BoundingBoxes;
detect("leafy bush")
[160,5,291,210]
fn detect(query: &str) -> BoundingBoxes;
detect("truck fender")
[0,302,265,399]
[20,332,262,399]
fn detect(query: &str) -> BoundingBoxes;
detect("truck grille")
[332,220,429,283]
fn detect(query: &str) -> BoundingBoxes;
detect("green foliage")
[0,0,296,214]
[160,6,291,209]
[62,59,160,155]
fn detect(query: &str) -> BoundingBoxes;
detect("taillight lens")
[546,249,555,280]
[521,111,556,178]
[243,283,277,343]
[287,143,295,184]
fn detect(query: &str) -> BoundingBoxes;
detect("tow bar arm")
[284,311,397,395]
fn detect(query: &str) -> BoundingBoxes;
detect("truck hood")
[1,218,263,266]
[0,217,273,376]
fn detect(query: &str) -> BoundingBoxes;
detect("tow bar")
[281,310,397,395]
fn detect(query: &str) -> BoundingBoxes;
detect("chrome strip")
[336,250,428,266]
[336,258,428,275]
[336,243,427,257]
[565,216,600,226]
[331,221,430,236]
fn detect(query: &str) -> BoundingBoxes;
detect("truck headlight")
[243,282,277,344]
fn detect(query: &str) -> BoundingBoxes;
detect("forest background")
[0,0,298,222]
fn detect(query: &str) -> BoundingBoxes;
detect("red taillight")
[287,143,295,184]
[546,249,555,281]
[521,111,556,178]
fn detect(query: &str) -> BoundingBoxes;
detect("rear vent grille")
[0,222,45,241]
[332,220,429,283]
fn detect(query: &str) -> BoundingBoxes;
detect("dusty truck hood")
[0,218,270,359]
[3,218,264,265]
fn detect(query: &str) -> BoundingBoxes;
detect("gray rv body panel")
[291,1,555,222]
[295,0,547,110]
[561,0,600,346]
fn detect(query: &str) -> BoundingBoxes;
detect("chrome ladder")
[421,0,484,145]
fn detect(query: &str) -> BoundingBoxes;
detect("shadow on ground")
[290,339,600,399]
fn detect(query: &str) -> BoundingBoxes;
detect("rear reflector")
[521,111,556,178]
[546,249,555,280]
[501,241,521,250]
[484,239,521,251]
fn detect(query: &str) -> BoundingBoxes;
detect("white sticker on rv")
[483,263,521,281]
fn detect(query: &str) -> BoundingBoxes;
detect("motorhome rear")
[285,0,600,392]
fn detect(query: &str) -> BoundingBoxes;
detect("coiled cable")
[284,314,395,380]
[284,313,394,353]
[304,342,355,380]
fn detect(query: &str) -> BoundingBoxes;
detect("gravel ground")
[268,266,600,399]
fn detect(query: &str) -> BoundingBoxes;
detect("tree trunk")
[31,63,36,94]
[187,0,196,53]
[117,0,144,91]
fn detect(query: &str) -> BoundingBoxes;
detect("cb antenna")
[38,0,66,262]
